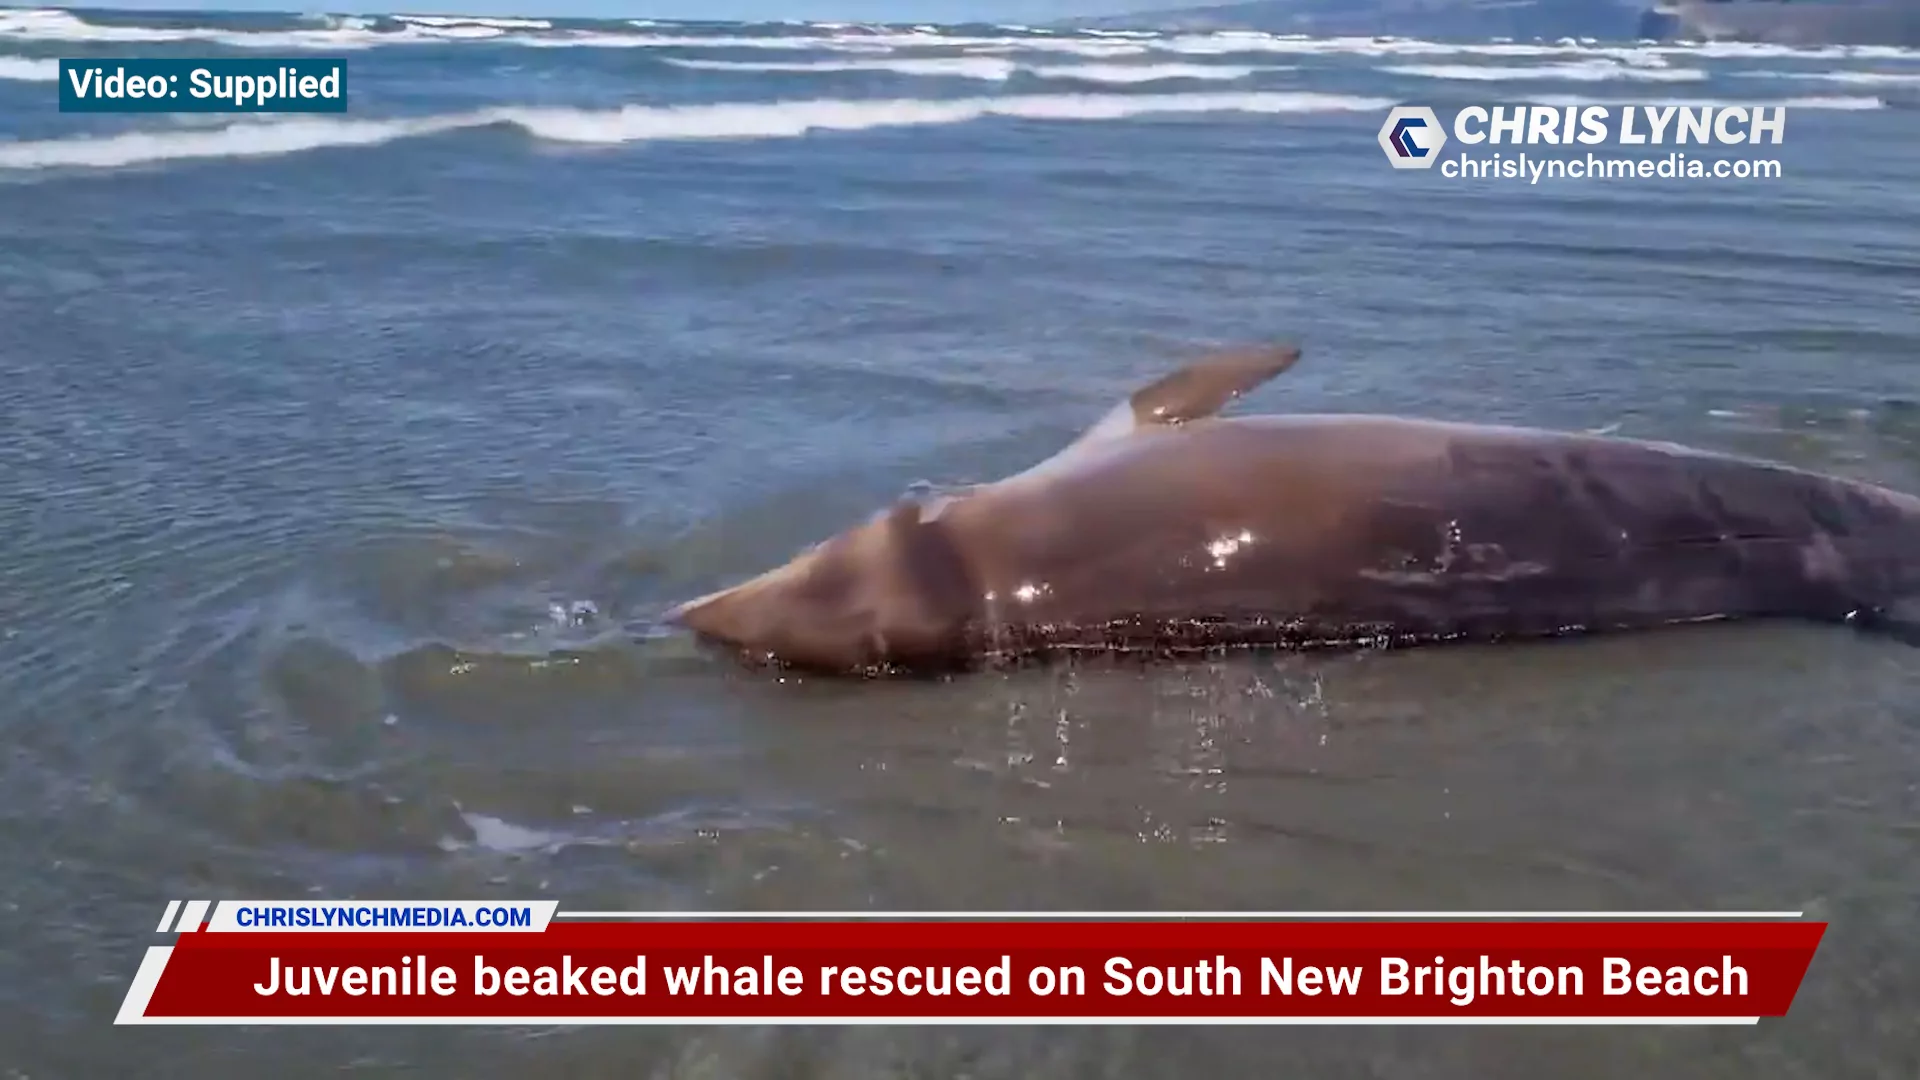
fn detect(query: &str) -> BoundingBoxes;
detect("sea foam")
[0,91,1394,172]
[662,56,1277,84]
[1378,60,1707,83]
[0,55,57,81]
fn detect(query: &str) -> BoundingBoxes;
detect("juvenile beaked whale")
[667,345,1920,675]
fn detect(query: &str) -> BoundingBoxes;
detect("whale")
[666,344,1920,675]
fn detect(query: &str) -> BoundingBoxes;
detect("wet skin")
[668,348,1920,675]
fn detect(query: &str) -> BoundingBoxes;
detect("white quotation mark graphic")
[1378,105,1448,170]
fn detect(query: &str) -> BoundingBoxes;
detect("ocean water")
[3,5,1920,1076]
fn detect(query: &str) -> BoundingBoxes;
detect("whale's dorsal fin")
[997,343,1302,486]
[1066,343,1302,450]
[1127,343,1302,427]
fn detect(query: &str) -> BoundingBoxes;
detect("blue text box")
[59,58,348,113]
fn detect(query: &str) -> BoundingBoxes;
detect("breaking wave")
[1035,62,1275,83]
[1671,40,1920,61]
[1737,69,1920,87]
[661,56,1274,83]
[2,8,1912,66]
[0,55,57,81]
[0,90,1394,172]
[392,14,553,30]
[0,7,516,47]
[664,56,1021,80]
[1524,93,1886,110]
[1379,60,1707,82]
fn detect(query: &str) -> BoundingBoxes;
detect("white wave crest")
[499,91,1391,143]
[1153,33,1655,60]
[1380,60,1707,82]
[0,91,1393,171]
[663,56,1274,84]
[1032,62,1274,83]
[1524,93,1885,111]
[2,10,1917,68]
[0,7,438,48]
[0,7,546,47]
[393,14,554,30]
[299,14,376,31]
[1736,69,1920,87]
[3,9,1909,75]
[518,28,1155,57]
[663,56,1020,80]
[964,39,1151,58]
[0,55,57,81]
[1669,40,1920,61]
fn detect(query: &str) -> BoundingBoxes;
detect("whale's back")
[936,414,1920,653]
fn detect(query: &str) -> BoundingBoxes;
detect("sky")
[58,0,1152,23]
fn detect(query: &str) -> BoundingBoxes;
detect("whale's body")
[668,347,1920,674]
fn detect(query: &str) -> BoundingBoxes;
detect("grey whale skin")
[667,346,1920,675]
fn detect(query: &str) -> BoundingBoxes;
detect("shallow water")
[3,9,1920,1077]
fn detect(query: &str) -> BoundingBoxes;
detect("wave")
[1152,33,1661,63]
[1146,34,1919,65]
[0,7,511,48]
[2,9,1913,67]
[1380,60,1706,83]
[0,90,1394,172]
[1737,69,1920,87]
[1668,40,1920,61]
[1525,93,1885,111]
[392,14,554,30]
[0,56,57,81]
[963,40,1150,58]
[510,31,907,53]
[298,13,377,31]
[662,56,1275,84]
[1034,62,1274,84]
[664,56,1020,80]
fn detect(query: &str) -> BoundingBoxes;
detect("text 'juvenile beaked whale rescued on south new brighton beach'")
[665,344,1920,675]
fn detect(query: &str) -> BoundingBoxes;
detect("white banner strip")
[204,901,559,933]
[551,911,1806,921]
[175,900,212,933]
[113,1014,1761,1027]
[114,946,175,1024]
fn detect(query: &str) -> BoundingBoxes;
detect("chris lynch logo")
[1378,105,1448,169]
[1379,104,1788,165]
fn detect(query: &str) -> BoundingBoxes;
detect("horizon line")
[0,2,1169,24]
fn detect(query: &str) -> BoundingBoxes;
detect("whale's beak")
[662,589,724,629]
[663,581,757,645]
[660,504,970,673]
[662,548,831,662]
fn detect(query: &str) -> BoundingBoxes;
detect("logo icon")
[1378,106,1447,169]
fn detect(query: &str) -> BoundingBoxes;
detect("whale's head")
[665,497,982,674]
[667,343,1306,675]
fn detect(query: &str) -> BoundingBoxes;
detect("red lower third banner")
[117,907,1827,1025]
